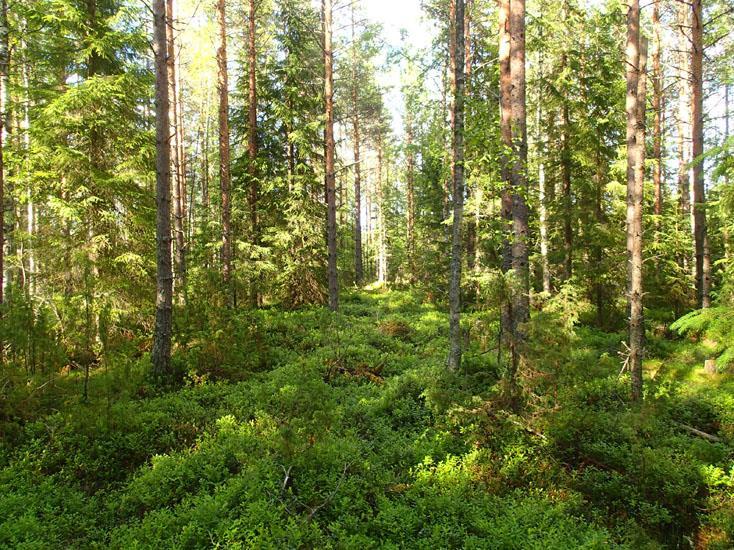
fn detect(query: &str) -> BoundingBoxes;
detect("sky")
[361,0,437,134]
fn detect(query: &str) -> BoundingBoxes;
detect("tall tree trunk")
[406,107,415,284]
[448,0,465,371]
[691,0,711,308]
[536,50,550,294]
[464,0,476,272]
[498,0,513,361]
[216,0,233,306]
[677,4,691,225]
[625,0,645,401]
[561,91,572,281]
[151,0,174,380]
[20,43,34,296]
[166,0,186,299]
[0,0,7,307]
[377,136,387,284]
[510,0,529,336]
[247,0,259,273]
[323,0,338,311]
[351,5,363,285]
[652,0,663,217]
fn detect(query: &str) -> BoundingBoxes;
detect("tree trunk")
[625,0,645,401]
[323,0,338,311]
[166,0,186,299]
[351,5,363,285]
[677,4,691,224]
[151,0,174,380]
[536,50,550,294]
[216,0,233,306]
[377,136,387,284]
[510,0,529,333]
[652,0,663,217]
[448,0,465,371]
[691,0,711,308]
[498,0,512,360]
[406,107,416,284]
[247,0,259,281]
[0,0,7,307]
[561,92,572,281]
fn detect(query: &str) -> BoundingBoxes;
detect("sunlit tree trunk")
[323,0,338,311]
[676,4,691,227]
[406,107,415,283]
[498,0,512,359]
[448,0,465,371]
[0,0,7,307]
[510,0,529,337]
[247,0,259,307]
[536,49,550,294]
[691,0,711,308]
[625,0,645,401]
[151,0,174,380]
[376,136,387,284]
[166,0,186,299]
[652,0,663,217]
[561,80,572,281]
[351,5,363,285]
[216,0,233,306]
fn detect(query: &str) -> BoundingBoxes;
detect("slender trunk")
[406,108,416,283]
[510,0,529,334]
[464,0,476,272]
[247,0,258,249]
[0,0,6,306]
[652,0,663,217]
[448,0,465,371]
[561,91,572,281]
[351,5,363,285]
[498,0,512,361]
[323,0,338,311]
[21,44,34,296]
[216,0,233,305]
[151,0,174,380]
[166,0,186,298]
[536,52,550,294]
[691,0,710,308]
[625,0,644,401]
[677,4,691,222]
[377,137,386,284]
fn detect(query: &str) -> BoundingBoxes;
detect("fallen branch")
[675,422,722,443]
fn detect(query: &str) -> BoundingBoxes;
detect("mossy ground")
[1,290,732,548]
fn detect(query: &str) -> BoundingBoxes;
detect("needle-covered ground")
[1,290,733,548]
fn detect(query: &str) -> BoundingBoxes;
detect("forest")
[1,0,734,547]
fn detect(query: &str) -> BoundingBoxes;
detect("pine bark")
[247,0,258,250]
[0,0,6,307]
[323,0,339,311]
[351,5,363,285]
[677,4,691,220]
[691,0,711,308]
[166,0,186,297]
[377,136,387,284]
[406,107,415,283]
[448,0,465,371]
[652,0,663,217]
[151,0,174,380]
[625,0,645,401]
[561,88,572,281]
[510,0,529,333]
[216,0,233,305]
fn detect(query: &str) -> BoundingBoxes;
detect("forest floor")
[1,290,733,548]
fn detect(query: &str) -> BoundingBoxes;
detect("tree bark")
[247,0,259,252]
[351,5,363,285]
[498,0,512,359]
[377,135,387,284]
[166,0,186,299]
[448,0,465,371]
[561,87,572,281]
[216,0,233,306]
[151,0,174,380]
[652,0,663,217]
[625,0,645,401]
[323,0,338,311]
[677,4,691,223]
[691,0,711,308]
[0,0,6,307]
[510,0,529,333]
[406,106,415,283]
